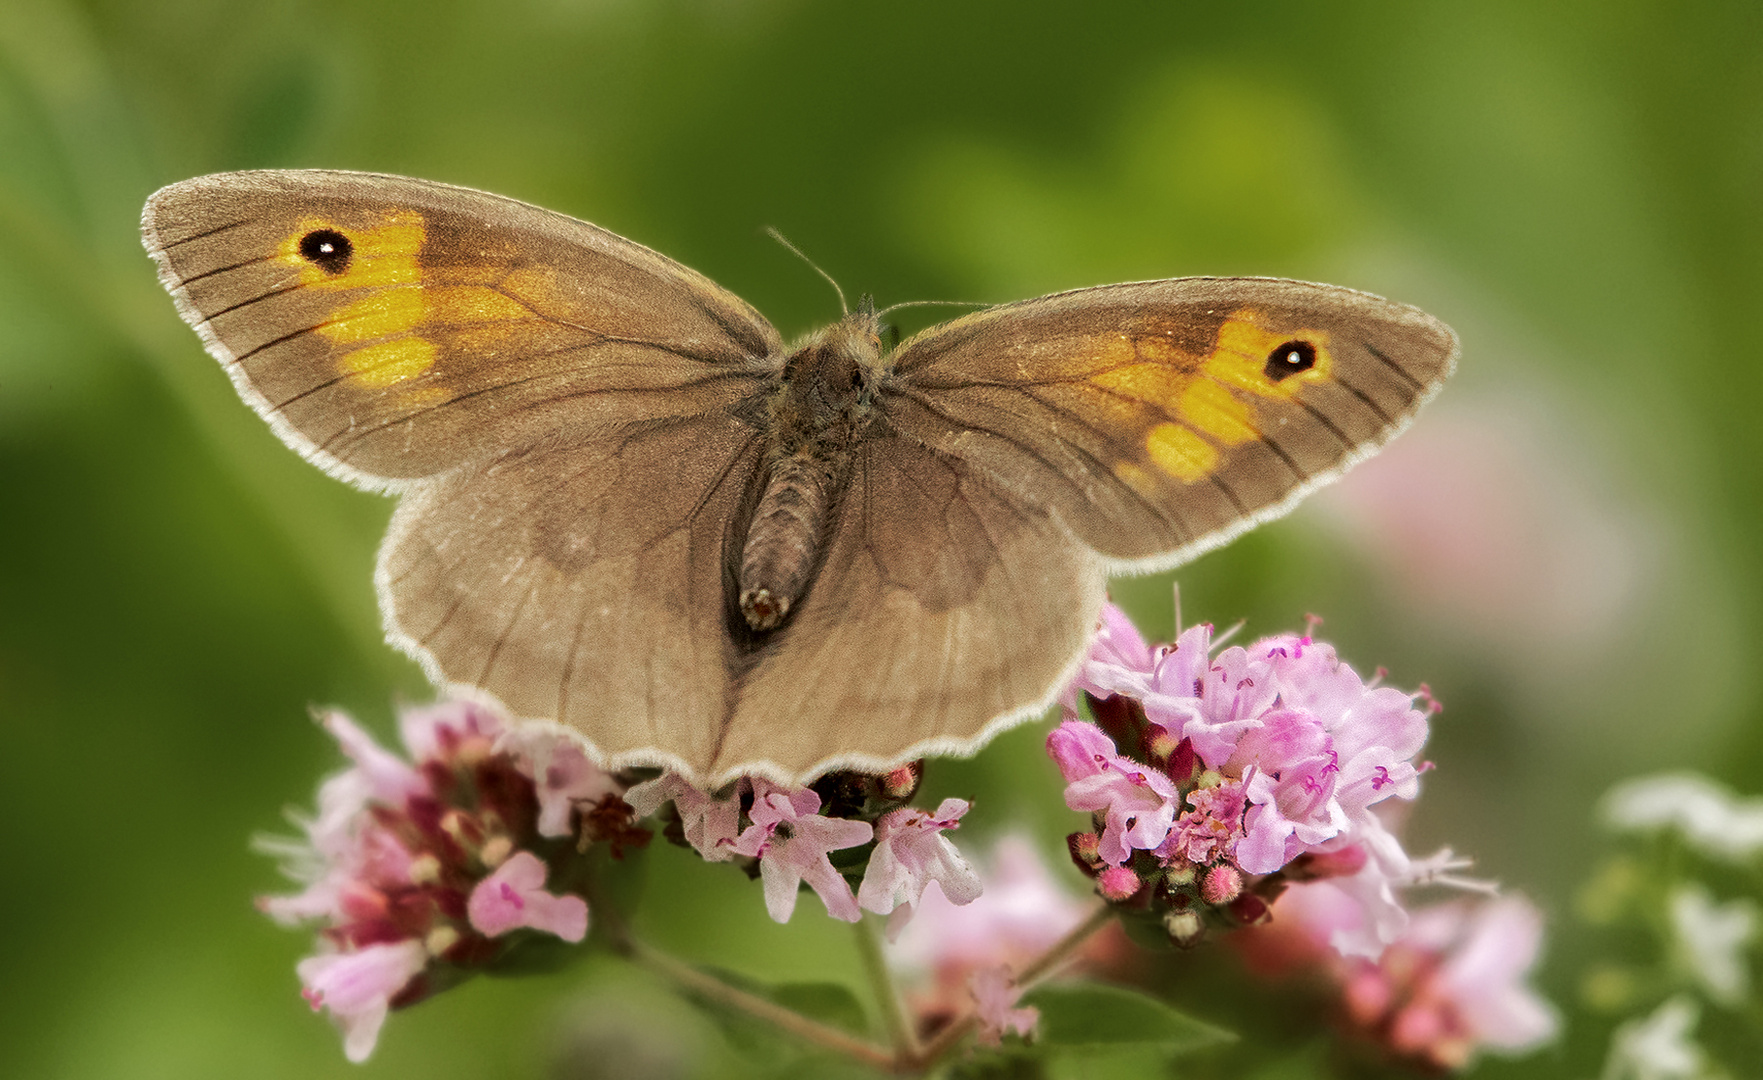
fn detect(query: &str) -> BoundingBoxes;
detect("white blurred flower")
[1604,772,1763,864]
[1669,885,1756,1007]
[1599,996,1712,1080]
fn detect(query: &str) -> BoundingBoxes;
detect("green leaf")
[1116,909,1179,953]
[767,981,870,1036]
[1024,982,1234,1054]
[679,969,877,1074]
[484,930,591,977]
[1044,1045,1174,1080]
[947,1047,1050,1080]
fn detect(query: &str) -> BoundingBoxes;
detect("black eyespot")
[1263,340,1316,382]
[297,228,352,274]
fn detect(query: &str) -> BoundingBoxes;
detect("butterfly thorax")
[737,309,885,631]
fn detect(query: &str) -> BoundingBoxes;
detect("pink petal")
[1046,720,1119,782]
[296,940,427,1062]
[467,852,589,942]
[398,700,503,762]
[322,712,427,806]
[970,965,1039,1045]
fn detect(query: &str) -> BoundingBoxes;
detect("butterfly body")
[738,308,884,632]
[142,170,1456,785]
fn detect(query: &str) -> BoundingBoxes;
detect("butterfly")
[142,170,1455,786]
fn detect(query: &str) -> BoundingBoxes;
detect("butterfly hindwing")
[142,170,780,486]
[719,437,1104,781]
[379,414,765,776]
[883,278,1456,570]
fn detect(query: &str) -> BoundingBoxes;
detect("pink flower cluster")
[1051,604,1434,950]
[1242,885,1558,1069]
[260,702,643,1061]
[626,771,982,935]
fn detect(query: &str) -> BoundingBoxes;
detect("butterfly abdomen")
[736,312,882,631]
[739,451,846,630]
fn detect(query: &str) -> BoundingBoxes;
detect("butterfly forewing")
[142,170,780,486]
[883,278,1456,570]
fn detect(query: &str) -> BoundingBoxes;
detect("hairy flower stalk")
[1050,603,1445,954]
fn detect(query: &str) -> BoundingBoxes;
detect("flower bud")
[1164,737,1197,785]
[424,925,461,958]
[1164,909,1204,946]
[1200,865,1243,905]
[1098,865,1142,902]
[408,854,442,885]
[479,835,513,869]
[1147,726,1181,762]
[879,762,923,801]
[1066,831,1103,875]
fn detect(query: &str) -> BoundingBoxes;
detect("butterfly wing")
[380,415,763,777]
[715,278,1453,781]
[145,170,787,776]
[142,170,779,487]
[881,277,1457,569]
[718,435,1104,781]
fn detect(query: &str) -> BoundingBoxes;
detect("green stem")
[1020,901,1117,988]
[855,915,921,1058]
[630,940,898,1070]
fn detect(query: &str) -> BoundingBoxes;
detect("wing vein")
[1331,372,1395,426]
[176,252,279,287]
[1362,341,1426,393]
[156,218,252,250]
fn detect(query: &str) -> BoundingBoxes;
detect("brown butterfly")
[141,170,1455,786]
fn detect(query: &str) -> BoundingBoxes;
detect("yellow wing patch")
[1145,423,1218,482]
[279,211,544,391]
[276,213,425,291]
[1203,314,1332,399]
[338,338,438,388]
[1178,377,1257,446]
[1091,308,1332,487]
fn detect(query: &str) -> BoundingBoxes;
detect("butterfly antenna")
[875,298,987,319]
[765,227,847,316]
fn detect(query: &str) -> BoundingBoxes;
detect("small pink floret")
[970,965,1039,1045]
[626,773,746,862]
[859,799,982,937]
[296,940,428,1062]
[729,780,872,923]
[466,851,589,942]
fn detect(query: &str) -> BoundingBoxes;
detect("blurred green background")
[2,0,1760,1076]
